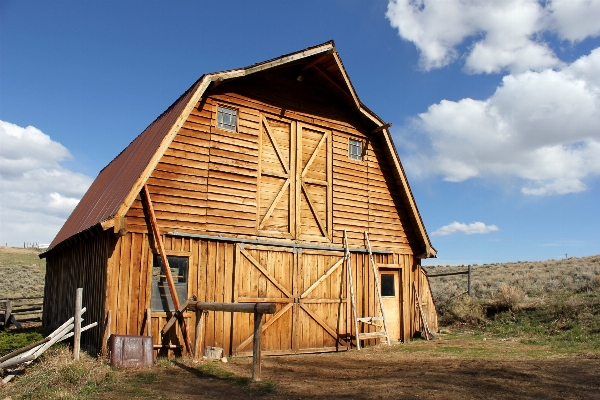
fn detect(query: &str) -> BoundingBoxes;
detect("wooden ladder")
[344,230,391,349]
[413,281,433,340]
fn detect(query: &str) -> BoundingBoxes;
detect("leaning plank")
[142,184,193,355]
[0,337,50,364]
[161,295,196,335]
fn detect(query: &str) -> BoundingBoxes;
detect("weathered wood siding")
[43,230,114,353]
[125,69,418,255]
[102,233,424,356]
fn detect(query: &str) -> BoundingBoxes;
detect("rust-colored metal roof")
[45,79,202,253]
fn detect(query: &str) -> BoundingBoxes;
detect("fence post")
[74,288,83,360]
[4,300,12,327]
[252,312,263,382]
[467,265,472,296]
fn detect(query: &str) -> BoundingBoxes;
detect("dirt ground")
[96,341,600,400]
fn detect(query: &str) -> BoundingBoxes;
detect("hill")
[0,246,45,299]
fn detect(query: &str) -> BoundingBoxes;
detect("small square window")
[217,106,237,132]
[381,274,395,297]
[348,138,363,161]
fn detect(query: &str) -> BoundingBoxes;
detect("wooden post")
[73,288,82,360]
[102,310,112,356]
[145,308,151,337]
[4,300,12,327]
[194,309,203,359]
[468,265,472,296]
[252,312,262,382]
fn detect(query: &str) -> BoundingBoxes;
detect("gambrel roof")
[43,41,436,258]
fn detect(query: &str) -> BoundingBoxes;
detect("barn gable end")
[42,41,438,355]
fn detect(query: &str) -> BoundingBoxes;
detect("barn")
[40,41,438,357]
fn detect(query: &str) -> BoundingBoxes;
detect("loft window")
[381,274,395,297]
[151,255,189,312]
[348,138,363,161]
[217,106,237,131]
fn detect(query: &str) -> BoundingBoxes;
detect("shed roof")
[43,41,436,258]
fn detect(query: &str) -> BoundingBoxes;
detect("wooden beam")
[300,51,333,72]
[371,123,392,134]
[189,302,276,314]
[313,64,356,106]
[142,185,193,355]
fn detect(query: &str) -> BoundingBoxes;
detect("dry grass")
[0,247,45,299]
[425,255,600,353]
[1,345,113,399]
[424,254,600,305]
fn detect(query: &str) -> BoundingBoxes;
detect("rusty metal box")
[109,335,155,367]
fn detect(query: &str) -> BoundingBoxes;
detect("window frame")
[380,273,396,297]
[150,253,190,312]
[216,105,238,132]
[348,137,364,161]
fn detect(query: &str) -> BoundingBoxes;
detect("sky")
[1,0,599,265]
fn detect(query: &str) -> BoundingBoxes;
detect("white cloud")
[401,48,600,196]
[0,121,92,245]
[549,0,600,42]
[386,0,600,73]
[432,221,499,236]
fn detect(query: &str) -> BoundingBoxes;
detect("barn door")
[233,244,296,355]
[257,116,295,238]
[295,250,348,353]
[296,123,332,242]
[233,246,347,355]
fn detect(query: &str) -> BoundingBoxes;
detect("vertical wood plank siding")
[101,233,423,355]
[43,230,114,353]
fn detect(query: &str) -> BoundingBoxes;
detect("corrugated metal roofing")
[45,78,202,252]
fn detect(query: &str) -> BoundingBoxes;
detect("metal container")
[109,335,155,367]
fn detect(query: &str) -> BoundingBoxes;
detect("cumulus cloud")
[432,221,499,236]
[386,0,600,73]
[0,121,92,245]
[401,48,600,195]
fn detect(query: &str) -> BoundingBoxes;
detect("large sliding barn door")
[295,250,348,353]
[233,245,347,355]
[257,116,332,241]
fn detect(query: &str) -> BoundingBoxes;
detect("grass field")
[0,247,45,299]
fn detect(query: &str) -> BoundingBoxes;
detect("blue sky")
[1,0,599,265]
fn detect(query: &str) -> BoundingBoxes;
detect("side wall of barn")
[43,230,114,353]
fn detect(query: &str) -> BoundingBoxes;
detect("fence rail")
[424,265,473,296]
[1,296,44,329]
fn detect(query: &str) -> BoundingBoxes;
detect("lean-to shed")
[41,41,438,356]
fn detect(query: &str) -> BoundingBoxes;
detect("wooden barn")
[41,41,438,357]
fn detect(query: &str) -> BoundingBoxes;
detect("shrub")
[492,285,525,312]
[439,295,485,325]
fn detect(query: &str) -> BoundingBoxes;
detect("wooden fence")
[1,296,44,330]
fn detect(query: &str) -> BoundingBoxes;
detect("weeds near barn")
[1,345,113,399]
